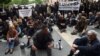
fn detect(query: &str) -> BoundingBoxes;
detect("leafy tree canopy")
[0,0,11,4]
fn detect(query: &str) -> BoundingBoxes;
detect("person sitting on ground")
[17,17,24,37]
[30,25,54,56]
[66,13,72,25]
[44,17,54,32]
[68,30,100,56]
[5,26,18,54]
[71,16,87,35]
[94,12,100,28]
[69,13,77,27]
[88,12,95,25]
[81,11,87,17]
[57,15,67,32]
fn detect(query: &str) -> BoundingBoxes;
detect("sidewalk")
[1,25,100,56]
[53,25,100,46]
[0,27,71,56]
[53,26,79,46]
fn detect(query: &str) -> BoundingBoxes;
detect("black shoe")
[67,50,74,56]
[5,49,10,55]
[27,40,30,47]
[67,54,73,56]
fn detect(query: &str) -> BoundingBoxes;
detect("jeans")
[8,40,15,49]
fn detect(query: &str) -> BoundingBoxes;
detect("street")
[0,25,100,56]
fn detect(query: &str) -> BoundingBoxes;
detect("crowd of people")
[80,0,100,13]
[0,1,100,56]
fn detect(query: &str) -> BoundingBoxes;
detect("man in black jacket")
[30,25,54,56]
[57,15,67,32]
[68,30,100,56]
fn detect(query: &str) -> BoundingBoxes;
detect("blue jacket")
[75,37,100,56]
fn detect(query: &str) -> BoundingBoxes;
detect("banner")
[59,1,81,11]
[19,9,32,18]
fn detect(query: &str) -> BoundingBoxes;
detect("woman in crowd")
[71,16,87,35]
[5,26,18,54]
[13,21,21,37]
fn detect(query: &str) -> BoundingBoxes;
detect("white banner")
[59,1,81,11]
[19,9,32,18]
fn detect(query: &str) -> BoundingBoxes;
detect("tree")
[0,0,11,4]
[21,0,29,5]
[0,0,11,9]
[12,0,29,5]
[12,0,21,4]
[35,0,42,4]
